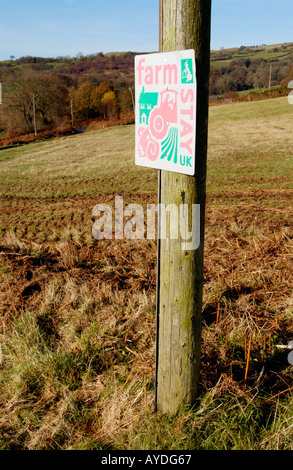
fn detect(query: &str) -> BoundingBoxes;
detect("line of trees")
[0,54,135,136]
[1,50,292,138]
[1,71,68,132]
[209,58,292,95]
[0,73,134,135]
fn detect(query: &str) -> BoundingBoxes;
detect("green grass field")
[0,97,292,450]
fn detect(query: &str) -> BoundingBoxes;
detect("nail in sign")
[135,50,197,176]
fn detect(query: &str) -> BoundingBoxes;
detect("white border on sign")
[135,50,197,176]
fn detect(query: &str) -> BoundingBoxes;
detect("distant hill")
[1,42,292,93]
[209,43,293,95]
[0,51,136,90]
[211,42,293,67]
[0,52,137,142]
[0,43,292,144]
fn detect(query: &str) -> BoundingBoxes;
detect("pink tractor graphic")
[138,89,178,162]
[149,89,178,140]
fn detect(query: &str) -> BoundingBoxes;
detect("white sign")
[135,50,197,176]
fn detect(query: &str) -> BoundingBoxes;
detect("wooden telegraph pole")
[70,99,74,126]
[32,94,37,137]
[269,65,272,90]
[156,0,211,415]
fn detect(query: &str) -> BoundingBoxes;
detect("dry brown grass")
[0,97,292,450]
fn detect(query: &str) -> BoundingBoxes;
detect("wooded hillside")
[0,44,292,144]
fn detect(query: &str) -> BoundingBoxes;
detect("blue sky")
[0,0,292,60]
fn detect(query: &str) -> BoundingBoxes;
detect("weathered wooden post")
[156,0,212,415]
[288,80,293,105]
[32,94,37,137]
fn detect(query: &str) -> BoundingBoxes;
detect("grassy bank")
[0,97,292,450]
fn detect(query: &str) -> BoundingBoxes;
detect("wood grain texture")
[156,0,211,415]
